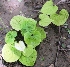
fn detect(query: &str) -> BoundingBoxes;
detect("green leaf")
[39,14,53,27]
[41,57,45,61]
[40,0,58,15]
[5,31,17,44]
[10,15,27,31]
[21,18,37,36]
[22,45,34,57]
[24,30,41,48]
[37,27,46,41]
[2,44,21,62]
[19,49,37,66]
[50,9,69,26]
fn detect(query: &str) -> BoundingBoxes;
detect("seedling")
[2,15,46,66]
[39,0,69,27]
[41,57,45,61]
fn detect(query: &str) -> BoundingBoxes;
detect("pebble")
[67,45,70,48]
[68,34,70,38]
[61,0,66,2]
[64,25,67,28]
[41,63,44,66]
[49,64,54,67]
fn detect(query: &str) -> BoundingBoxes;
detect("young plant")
[39,0,69,27]
[2,15,46,66]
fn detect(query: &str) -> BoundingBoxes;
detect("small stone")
[20,11,22,14]
[49,64,54,67]
[18,0,22,2]
[24,13,26,14]
[61,36,66,39]
[31,15,33,16]
[61,0,66,2]
[64,26,67,28]
[10,11,12,13]
[41,63,44,66]
[67,45,70,48]
[68,34,70,38]
[8,0,10,1]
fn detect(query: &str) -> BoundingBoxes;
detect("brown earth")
[0,0,70,67]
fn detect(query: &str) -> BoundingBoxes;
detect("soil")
[0,0,70,67]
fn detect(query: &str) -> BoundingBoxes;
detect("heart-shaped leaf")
[37,27,46,41]
[21,18,37,36]
[2,44,21,62]
[19,49,37,66]
[10,15,27,31]
[5,31,17,44]
[24,30,41,48]
[50,9,69,26]
[22,45,34,57]
[39,14,53,27]
[40,0,58,15]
